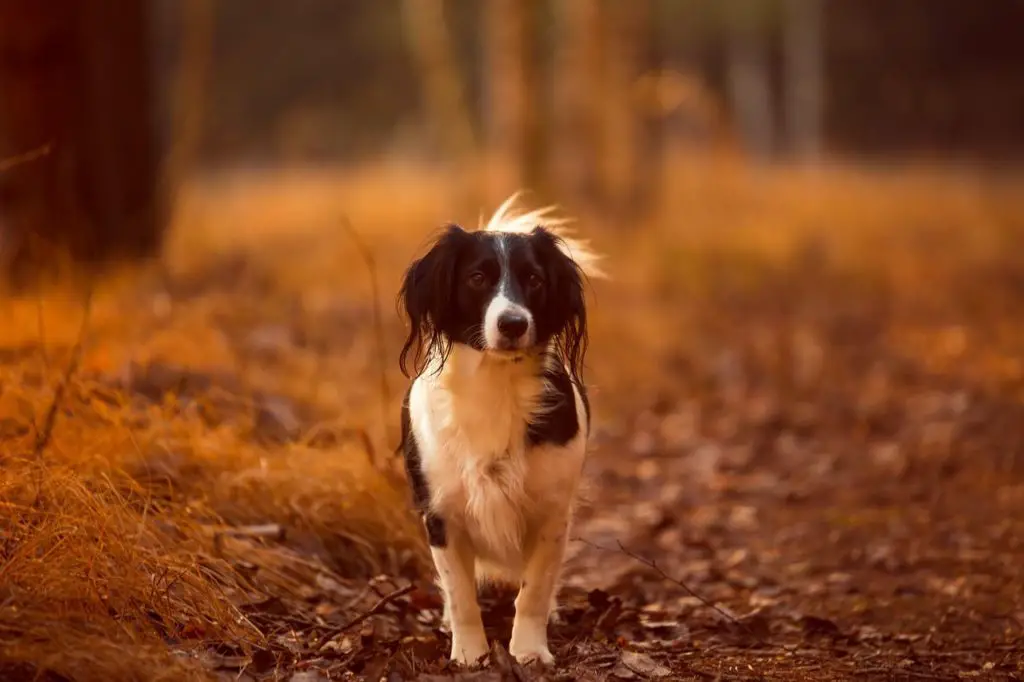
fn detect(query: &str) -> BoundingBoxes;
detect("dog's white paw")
[510,643,555,666]
[440,603,451,631]
[509,616,554,666]
[449,630,489,667]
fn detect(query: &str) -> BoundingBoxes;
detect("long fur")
[396,193,602,666]
[399,194,602,381]
[481,192,607,280]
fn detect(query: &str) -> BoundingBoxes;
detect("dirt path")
[5,172,1024,681]
[247,244,1024,681]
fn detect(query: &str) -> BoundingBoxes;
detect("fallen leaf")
[799,615,842,637]
[610,663,638,680]
[620,650,673,678]
[289,672,328,682]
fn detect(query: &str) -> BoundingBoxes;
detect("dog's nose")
[497,312,529,339]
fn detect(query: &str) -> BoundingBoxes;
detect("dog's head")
[398,224,588,380]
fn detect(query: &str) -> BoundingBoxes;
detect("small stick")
[217,524,286,541]
[573,537,749,632]
[319,584,414,641]
[0,143,52,173]
[339,216,391,465]
[210,523,285,558]
[33,282,93,459]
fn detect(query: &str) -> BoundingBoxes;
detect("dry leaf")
[620,651,673,679]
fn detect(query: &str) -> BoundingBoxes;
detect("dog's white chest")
[410,356,545,563]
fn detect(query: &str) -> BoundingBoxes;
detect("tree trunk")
[783,0,824,162]
[402,2,477,157]
[552,0,603,210]
[483,0,546,204]
[163,0,214,224]
[0,0,166,284]
[601,0,664,222]
[725,18,776,162]
[625,0,663,220]
[599,1,632,217]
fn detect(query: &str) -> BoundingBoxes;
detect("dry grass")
[1,155,1022,680]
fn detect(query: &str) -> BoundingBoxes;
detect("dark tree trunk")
[624,0,663,221]
[552,0,603,209]
[483,0,548,204]
[783,0,824,162]
[0,0,166,284]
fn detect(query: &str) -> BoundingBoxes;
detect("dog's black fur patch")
[398,225,588,383]
[423,512,448,548]
[400,386,447,548]
[526,361,590,448]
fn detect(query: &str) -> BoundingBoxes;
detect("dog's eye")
[526,273,544,291]
[467,271,488,288]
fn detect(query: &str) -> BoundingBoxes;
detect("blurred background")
[1,2,1024,680]
[3,0,1024,271]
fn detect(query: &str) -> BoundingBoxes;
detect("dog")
[397,194,605,666]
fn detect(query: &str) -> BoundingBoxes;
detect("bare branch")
[340,216,391,465]
[32,283,93,459]
[319,584,414,642]
[0,143,52,173]
[572,536,749,632]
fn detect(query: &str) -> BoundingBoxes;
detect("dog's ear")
[398,224,469,377]
[530,226,589,382]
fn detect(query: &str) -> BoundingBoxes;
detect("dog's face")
[399,225,587,377]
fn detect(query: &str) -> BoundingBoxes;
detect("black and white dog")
[397,195,604,666]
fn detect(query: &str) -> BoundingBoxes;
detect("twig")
[573,536,762,640]
[0,143,52,173]
[32,282,93,459]
[339,216,391,463]
[223,523,285,540]
[851,667,950,680]
[35,294,49,373]
[212,523,286,554]
[319,584,414,641]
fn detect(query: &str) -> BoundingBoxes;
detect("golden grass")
[2,155,1023,679]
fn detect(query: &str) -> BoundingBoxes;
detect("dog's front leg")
[509,511,570,665]
[432,529,488,666]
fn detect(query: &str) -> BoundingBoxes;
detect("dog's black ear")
[398,224,469,377]
[530,226,589,382]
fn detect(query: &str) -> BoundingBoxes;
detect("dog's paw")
[509,616,555,666]
[510,644,555,666]
[449,632,489,667]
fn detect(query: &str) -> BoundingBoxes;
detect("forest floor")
[1,160,1023,681]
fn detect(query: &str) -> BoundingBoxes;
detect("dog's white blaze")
[408,344,588,665]
[483,293,534,349]
[482,233,535,350]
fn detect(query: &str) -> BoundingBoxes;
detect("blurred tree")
[824,0,1024,162]
[782,0,823,162]
[602,0,663,221]
[720,0,779,162]
[483,0,548,203]
[601,0,638,217]
[0,0,165,285]
[552,0,603,209]
[552,0,663,224]
[162,0,214,224]
[401,0,479,206]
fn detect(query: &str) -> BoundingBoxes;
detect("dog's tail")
[480,192,607,280]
